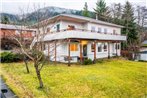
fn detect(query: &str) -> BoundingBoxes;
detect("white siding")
[44,41,121,62]
[139,53,147,61]
[60,20,85,30]
[87,23,121,35]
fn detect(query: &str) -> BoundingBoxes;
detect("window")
[70,44,78,51]
[98,44,102,52]
[104,28,107,33]
[117,44,120,49]
[103,43,107,51]
[113,30,116,34]
[115,44,117,49]
[91,26,95,32]
[91,43,95,52]
[56,24,60,32]
[98,28,101,33]
[115,43,120,49]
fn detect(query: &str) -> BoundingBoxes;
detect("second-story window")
[104,28,107,33]
[91,26,95,32]
[98,28,101,33]
[56,24,60,32]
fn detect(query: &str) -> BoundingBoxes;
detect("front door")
[83,45,87,56]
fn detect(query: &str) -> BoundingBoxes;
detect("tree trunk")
[24,61,30,73]
[34,63,44,88]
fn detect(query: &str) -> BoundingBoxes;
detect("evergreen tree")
[122,1,139,59]
[82,2,90,17]
[1,16,10,24]
[94,0,110,21]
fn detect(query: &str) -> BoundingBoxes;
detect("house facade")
[32,14,126,63]
[0,24,36,50]
[136,40,147,61]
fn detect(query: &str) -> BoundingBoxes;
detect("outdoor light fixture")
[81,40,88,45]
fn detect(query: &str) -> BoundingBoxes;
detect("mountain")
[0,6,95,25]
[24,6,83,24]
[0,13,20,23]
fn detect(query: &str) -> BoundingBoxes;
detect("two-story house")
[31,14,127,63]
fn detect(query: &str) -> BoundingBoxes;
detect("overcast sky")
[0,0,147,14]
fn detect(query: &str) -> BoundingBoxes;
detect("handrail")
[38,28,126,36]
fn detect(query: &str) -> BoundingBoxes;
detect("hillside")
[0,6,95,25]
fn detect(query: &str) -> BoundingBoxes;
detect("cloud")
[1,0,146,14]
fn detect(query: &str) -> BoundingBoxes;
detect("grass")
[0,59,147,98]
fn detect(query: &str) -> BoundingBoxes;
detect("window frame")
[91,43,95,52]
[91,26,95,32]
[103,43,107,52]
[70,43,78,51]
[98,44,102,52]
[104,28,107,33]
[98,27,101,33]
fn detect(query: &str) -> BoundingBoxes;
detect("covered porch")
[43,38,122,66]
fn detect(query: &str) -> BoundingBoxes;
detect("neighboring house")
[137,40,147,61]
[0,23,36,50]
[32,14,127,63]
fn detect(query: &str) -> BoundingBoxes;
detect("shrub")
[83,58,93,65]
[0,52,23,63]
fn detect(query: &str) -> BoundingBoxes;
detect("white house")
[137,40,147,61]
[31,14,127,63]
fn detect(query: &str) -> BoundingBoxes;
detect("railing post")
[108,41,110,59]
[80,40,83,64]
[68,39,71,66]
[55,40,56,63]
[116,42,118,56]
[48,42,50,60]
[93,40,96,63]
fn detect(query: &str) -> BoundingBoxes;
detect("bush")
[0,52,23,63]
[83,58,93,65]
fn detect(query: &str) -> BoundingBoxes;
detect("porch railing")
[37,28,126,37]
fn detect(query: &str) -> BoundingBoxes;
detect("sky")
[0,0,147,14]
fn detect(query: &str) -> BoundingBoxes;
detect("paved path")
[0,77,18,98]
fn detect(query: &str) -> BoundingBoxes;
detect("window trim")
[98,44,102,52]
[91,26,95,32]
[98,27,101,33]
[70,43,78,51]
[103,43,107,52]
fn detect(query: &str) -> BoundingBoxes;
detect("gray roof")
[0,23,35,31]
[60,14,124,28]
[34,14,124,28]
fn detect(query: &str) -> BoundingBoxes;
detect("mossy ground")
[0,59,147,98]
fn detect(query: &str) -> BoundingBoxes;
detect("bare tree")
[110,3,122,19]
[7,3,70,88]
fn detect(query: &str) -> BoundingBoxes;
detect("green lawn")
[0,59,147,98]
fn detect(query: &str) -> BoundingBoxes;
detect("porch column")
[80,40,83,63]
[68,39,71,66]
[93,40,96,63]
[116,42,118,56]
[108,42,110,59]
[48,42,50,60]
[54,40,57,62]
